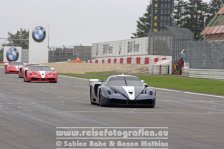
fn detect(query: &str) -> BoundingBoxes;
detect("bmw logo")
[32,26,46,42]
[6,47,19,62]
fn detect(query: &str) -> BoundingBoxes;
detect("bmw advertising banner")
[32,26,46,42]
[29,25,49,64]
[3,46,22,63]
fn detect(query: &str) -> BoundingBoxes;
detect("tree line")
[133,0,224,40]
[2,28,29,49]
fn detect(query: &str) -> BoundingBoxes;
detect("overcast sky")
[0,0,211,46]
[0,0,150,46]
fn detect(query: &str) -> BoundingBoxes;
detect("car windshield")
[106,76,126,86]
[25,64,38,68]
[10,62,23,66]
[106,76,143,86]
[125,76,143,86]
[31,66,51,71]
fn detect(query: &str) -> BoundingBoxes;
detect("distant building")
[49,46,91,62]
[202,6,224,40]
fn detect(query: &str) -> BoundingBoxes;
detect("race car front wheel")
[18,74,22,78]
[90,87,94,104]
[24,77,30,82]
[99,91,103,106]
[99,91,107,107]
[146,100,155,108]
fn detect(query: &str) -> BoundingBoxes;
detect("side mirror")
[51,68,55,71]
[144,83,148,87]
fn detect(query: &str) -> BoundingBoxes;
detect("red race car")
[5,62,23,74]
[23,65,58,83]
[19,64,39,78]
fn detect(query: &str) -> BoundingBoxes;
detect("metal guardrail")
[184,68,224,80]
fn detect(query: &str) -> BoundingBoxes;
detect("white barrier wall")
[29,25,49,64]
[92,37,149,58]
[184,68,224,80]
[3,46,22,63]
[88,55,172,74]
[88,55,172,64]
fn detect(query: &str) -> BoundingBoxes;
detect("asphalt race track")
[0,68,224,149]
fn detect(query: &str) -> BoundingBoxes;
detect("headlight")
[107,90,112,95]
[149,91,153,95]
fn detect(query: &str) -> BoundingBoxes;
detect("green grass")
[60,71,117,80]
[60,72,224,96]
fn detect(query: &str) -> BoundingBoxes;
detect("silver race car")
[89,74,156,107]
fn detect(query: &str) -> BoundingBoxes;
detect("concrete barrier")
[184,68,224,80]
[88,55,171,65]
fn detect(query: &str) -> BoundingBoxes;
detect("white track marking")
[55,110,224,115]
[156,88,224,99]
[59,75,88,81]
[60,75,224,99]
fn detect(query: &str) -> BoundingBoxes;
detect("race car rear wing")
[89,79,100,82]
[89,79,102,86]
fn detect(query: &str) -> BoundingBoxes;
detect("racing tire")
[146,100,155,108]
[18,70,22,78]
[24,77,29,82]
[146,104,155,108]
[90,87,94,105]
[99,91,107,107]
